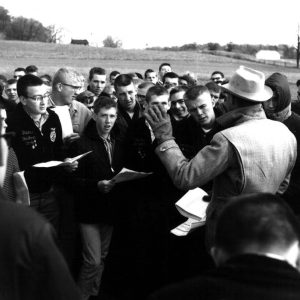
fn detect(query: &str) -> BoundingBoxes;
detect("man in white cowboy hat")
[145,66,297,246]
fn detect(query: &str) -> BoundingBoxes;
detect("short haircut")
[185,85,209,101]
[17,74,44,97]
[89,67,106,80]
[6,78,17,86]
[179,74,196,86]
[135,72,143,80]
[14,67,26,73]
[93,95,117,114]
[159,63,171,72]
[25,65,38,73]
[296,79,300,87]
[211,71,224,78]
[52,68,80,87]
[0,75,7,93]
[40,74,52,82]
[145,85,169,103]
[110,70,120,78]
[169,85,188,98]
[114,74,133,91]
[163,72,179,83]
[0,74,7,82]
[214,193,300,255]
[126,72,138,79]
[205,81,221,93]
[40,74,52,86]
[138,81,155,90]
[144,69,155,78]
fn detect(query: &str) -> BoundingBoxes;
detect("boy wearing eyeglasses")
[6,74,78,231]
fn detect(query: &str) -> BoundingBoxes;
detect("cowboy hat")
[222,66,273,102]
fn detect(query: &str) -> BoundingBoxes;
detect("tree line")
[146,42,297,59]
[0,6,62,43]
[0,5,296,56]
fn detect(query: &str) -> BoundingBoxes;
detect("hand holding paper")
[63,158,78,173]
[112,168,152,183]
[33,151,93,168]
[171,187,209,237]
[97,179,115,194]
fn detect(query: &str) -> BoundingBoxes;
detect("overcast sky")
[1,0,300,49]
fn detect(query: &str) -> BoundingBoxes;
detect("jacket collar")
[216,104,266,130]
[84,119,118,141]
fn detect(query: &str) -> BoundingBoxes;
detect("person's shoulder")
[73,100,91,114]
[148,275,217,300]
[6,104,25,126]
[47,108,62,124]
[0,200,48,232]
[289,112,300,123]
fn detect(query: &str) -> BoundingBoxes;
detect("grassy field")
[1,40,299,97]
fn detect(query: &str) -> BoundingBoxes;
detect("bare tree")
[47,25,64,43]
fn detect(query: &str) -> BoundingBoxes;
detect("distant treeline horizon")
[146,42,296,59]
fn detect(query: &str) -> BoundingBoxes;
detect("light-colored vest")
[212,118,297,199]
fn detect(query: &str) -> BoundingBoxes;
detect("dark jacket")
[116,102,143,140]
[149,254,300,300]
[265,73,300,213]
[7,103,64,193]
[68,119,125,223]
[283,112,300,213]
[0,95,17,118]
[0,194,80,300]
[171,115,219,160]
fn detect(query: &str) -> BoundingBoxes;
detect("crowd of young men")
[0,63,300,300]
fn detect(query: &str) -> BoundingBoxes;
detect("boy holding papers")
[6,74,77,230]
[68,96,125,300]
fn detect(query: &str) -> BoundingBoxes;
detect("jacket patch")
[50,128,56,142]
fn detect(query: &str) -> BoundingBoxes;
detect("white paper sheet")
[112,168,152,184]
[33,151,92,168]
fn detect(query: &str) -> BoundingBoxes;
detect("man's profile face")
[5,83,18,102]
[89,74,106,96]
[145,72,158,84]
[59,75,81,105]
[110,74,119,85]
[116,83,136,112]
[263,92,278,118]
[137,86,150,110]
[185,91,215,129]
[170,91,189,120]
[209,91,221,106]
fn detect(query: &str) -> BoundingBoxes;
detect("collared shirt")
[24,109,49,133]
[145,120,155,142]
[50,100,92,135]
[100,135,113,166]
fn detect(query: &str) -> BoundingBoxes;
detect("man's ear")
[210,246,228,267]
[166,101,171,111]
[19,96,27,106]
[56,83,63,92]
